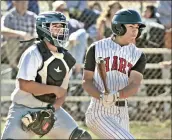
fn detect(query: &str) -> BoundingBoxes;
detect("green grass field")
[1,119,171,139]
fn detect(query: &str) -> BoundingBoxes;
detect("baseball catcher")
[1,11,92,139]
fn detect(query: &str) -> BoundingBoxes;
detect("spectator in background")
[52,1,84,34]
[89,2,102,14]
[66,0,88,20]
[156,1,171,120]
[159,27,172,68]
[52,0,88,79]
[6,0,40,15]
[83,2,103,44]
[157,1,172,29]
[159,60,172,68]
[157,1,171,68]
[96,1,122,40]
[1,0,37,79]
[143,5,159,22]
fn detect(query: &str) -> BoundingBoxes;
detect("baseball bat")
[96,57,109,95]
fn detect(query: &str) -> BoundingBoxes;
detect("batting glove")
[100,91,119,108]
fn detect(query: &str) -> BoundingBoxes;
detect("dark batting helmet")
[111,9,146,38]
[36,11,69,48]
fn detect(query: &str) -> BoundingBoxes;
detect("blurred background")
[1,0,171,139]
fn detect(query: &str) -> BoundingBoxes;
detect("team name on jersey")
[104,56,133,74]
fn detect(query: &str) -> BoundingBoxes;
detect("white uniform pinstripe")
[85,37,142,139]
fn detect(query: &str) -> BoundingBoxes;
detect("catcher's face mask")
[49,22,69,48]
[36,11,69,48]
[41,22,69,48]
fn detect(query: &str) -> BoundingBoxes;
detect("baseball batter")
[82,9,147,139]
[1,11,91,139]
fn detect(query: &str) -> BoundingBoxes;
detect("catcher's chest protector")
[35,41,76,86]
[32,41,76,103]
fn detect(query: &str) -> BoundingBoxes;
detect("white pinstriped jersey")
[85,37,143,139]
[88,37,142,110]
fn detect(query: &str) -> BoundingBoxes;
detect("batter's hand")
[101,91,119,108]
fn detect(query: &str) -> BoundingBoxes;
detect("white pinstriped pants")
[85,103,134,139]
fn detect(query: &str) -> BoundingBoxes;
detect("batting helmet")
[36,11,69,48]
[111,9,146,38]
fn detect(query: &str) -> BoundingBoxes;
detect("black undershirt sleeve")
[131,53,147,74]
[84,44,96,71]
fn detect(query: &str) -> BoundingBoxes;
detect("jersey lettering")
[104,57,110,72]
[111,56,118,71]
[118,57,127,74]
[127,62,133,75]
[105,56,131,74]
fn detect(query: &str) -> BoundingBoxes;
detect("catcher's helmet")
[111,9,146,38]
[36,11,69,48]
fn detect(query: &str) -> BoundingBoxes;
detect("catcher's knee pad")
[69,127,92,139]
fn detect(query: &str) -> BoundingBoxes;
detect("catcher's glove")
[21,104,55,137]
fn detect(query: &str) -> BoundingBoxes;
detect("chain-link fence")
[1,0,171,126]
